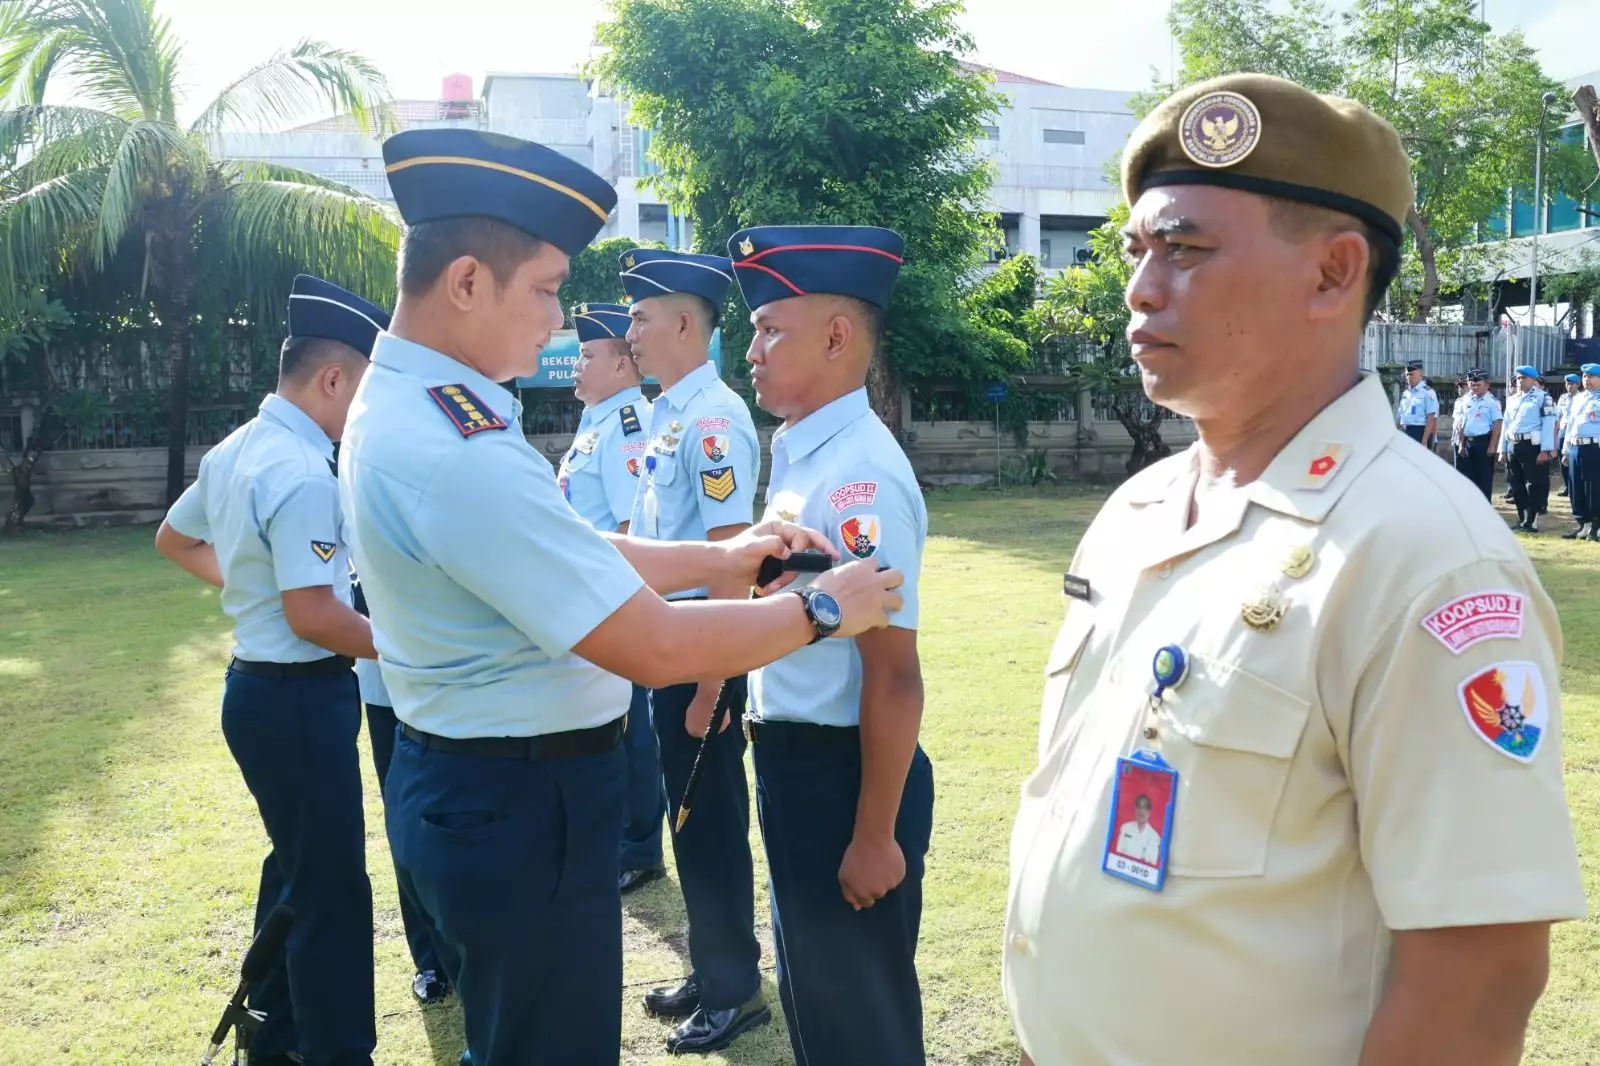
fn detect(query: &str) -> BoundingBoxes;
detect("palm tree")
[0,0,399,504]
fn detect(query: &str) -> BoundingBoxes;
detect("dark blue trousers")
[1455,436,1494,501]
[651,680,761,1010]
[620,684,667,872]
[220,668,374,1066]
[754,740,935,1066]
[1573,444,1600,521]
[386,732,626,1065]
[364,705,451,977]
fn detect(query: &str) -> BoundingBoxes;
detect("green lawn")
[1,488,1597,1065]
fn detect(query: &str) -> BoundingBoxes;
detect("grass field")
[1,487,1598,1065]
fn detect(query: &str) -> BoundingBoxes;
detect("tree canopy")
[593,0,1012,428]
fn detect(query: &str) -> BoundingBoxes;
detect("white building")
[212,64,1136,269]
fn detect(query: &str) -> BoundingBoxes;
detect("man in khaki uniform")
[1004,73,1586,1066]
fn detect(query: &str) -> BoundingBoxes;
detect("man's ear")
[443,255,482,312]
[1307,229,1370,323]
[826,313,853,359]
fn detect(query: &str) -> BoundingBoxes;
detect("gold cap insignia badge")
[576,303,588,315]
[624,253,637,269]
[1179,91,1262,169]
[738,237,755,257]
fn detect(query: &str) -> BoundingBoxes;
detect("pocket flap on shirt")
[1044,606,1095,676]
[1162,655,1311,761]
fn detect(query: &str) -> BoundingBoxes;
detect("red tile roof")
[959,61,1062,87]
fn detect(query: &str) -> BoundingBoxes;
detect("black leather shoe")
[665,998,772,1054]
[619,865,667,895]
[1588,526,1600,542]
[644,975,701,1019]
[1562,522,1586,539]
[1558,488,1570,497]
[1525,515,1539,532]
[413,968,450,1004]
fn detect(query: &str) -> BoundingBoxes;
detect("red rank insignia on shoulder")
[427,384,508,437]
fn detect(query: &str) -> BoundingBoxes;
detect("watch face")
[810,590,843,628]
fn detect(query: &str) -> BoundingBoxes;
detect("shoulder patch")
[701,466,737,501]
[427,385,508,437]
[1422,590,1525,654]
[701,434,731,463]
[310,540,337,563]
[1458,660,1547,763]
[829,481,878,511]
[620,405,642,436]
[840,515,881,559]
[697,416,732,434]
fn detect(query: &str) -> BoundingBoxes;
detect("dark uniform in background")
[1452,369,1502,502]
[1500,365,1556,533]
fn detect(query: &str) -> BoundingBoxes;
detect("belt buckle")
[742,716,753,744]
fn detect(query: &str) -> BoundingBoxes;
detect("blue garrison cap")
[1466,368,1489,382]
[382,129,616,258]
[1404,360,1424,371]
[727,225,906,310]
[619,248,734,308]
[1583,363,1600,376]
[1514,364,1541,378]
[572,302,632,343]
[288,275,389,357]
[1566,373,1582,384]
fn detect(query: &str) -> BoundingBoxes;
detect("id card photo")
[1102,754,1177,891]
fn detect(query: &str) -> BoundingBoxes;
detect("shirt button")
[1010,932,1034,956]
[1158,563,1174,580]
[1143,725,1159,740]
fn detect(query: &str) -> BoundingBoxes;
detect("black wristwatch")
[790,586,843,644]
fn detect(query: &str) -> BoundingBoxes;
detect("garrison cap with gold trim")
[619,248,734,308]
[382,128,617,257]
[288,274,390,357]
[1122,73,1414,246]
[572,302,632,343]
[727,225,906,311]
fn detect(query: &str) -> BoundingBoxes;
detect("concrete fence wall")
[2,417,1205,527]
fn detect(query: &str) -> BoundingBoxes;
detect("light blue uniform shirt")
[1456,392,1502,440]
[166,394,349,663]
[351,574,389,707]
[340,333,645,739]
[628,360,759,599]
[1500,387,1556,454]
[556,386,651,533]
[750,388,927,728]
[1396,382,1438,427]
[1555,392,1577,455]
[1566,390,1600,448]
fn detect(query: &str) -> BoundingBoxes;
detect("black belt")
[229,655,353,679]
[1465,434,1489,441]
[400,715,626,761]
[743,717,860,749]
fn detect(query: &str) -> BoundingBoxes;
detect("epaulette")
[427,384,508,438]
[620,404,642,436]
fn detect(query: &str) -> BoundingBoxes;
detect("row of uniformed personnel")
[157,120,928,1066]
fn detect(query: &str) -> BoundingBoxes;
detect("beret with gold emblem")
[1122,73,1414,246]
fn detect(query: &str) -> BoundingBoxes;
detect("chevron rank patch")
[310,540,338,563]
[701,466,737,502]
[427,384,508,437]
[620,404,642,436]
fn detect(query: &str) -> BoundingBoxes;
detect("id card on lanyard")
[1102,748,1179,892]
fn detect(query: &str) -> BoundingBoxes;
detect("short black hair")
[1135,794,1152,810]
[827,295,885,357]
[279,335,363,383]
[398,216,548,296]
[1268,199,1399,326]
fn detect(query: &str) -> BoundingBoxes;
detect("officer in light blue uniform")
[339,129,900,1066]
[1556,373,1581,499]
[1395,360,1438,446]
[622,246,770,1054]
[1562,364,1600,541]
[1451,368,1502,502]
[1499,364,1557,532]
[558,302,668,892]
[157,274,383,1066]
[731,225,935,1066]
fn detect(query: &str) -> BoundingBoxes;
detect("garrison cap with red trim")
[288,274,390,357]
[727,225,906,311]
[382,128,617,257]
[572,302,632,343]
[618,247,734,307]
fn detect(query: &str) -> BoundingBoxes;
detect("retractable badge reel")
[1102,644,1185,892]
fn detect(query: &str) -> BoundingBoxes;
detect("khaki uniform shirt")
[1004,374,1585,1066]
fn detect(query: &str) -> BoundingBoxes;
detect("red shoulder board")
[427,385,508,437]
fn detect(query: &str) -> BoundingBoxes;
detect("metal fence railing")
[1359,322,1572,382]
